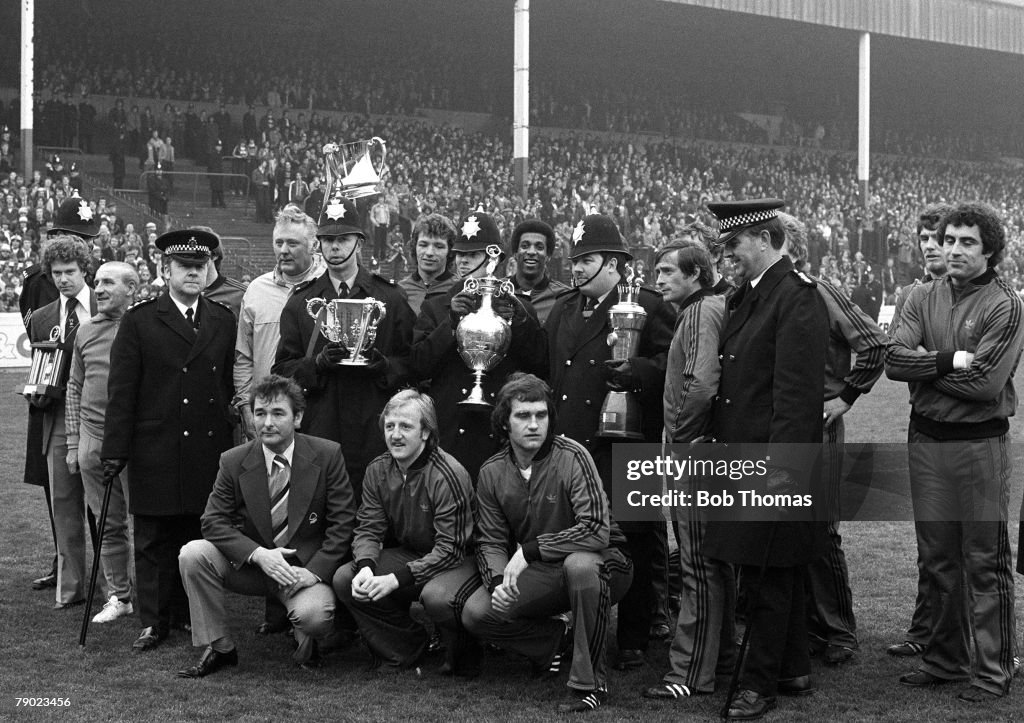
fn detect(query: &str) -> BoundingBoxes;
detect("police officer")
[410,211,546,481]
[21,194,101,591]
[273,193,415,502]
[101,228,237,652]
[542,214,674,671]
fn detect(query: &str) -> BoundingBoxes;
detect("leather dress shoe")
[32,573,58,590]
[726,690,777,721]
[177,646,238,678]
[825,644,855,666]
[132,626,168,652]
[650,623,672,640]
[887,640,925,657]
[53,599,85,610]
[777,675,816,697]
[255,619,291,635]
[899,670,954,687]
[613,648,645,671]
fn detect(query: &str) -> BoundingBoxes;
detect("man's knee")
[178,539,217,577]
[290,585,336,639]
[461,589,493,635]
[563,552,602,589]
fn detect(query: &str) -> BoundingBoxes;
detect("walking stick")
[79,472,116,647]
[720,522,777,719]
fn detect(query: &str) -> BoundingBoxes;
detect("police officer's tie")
[581,297,596,319]
[269,455,290,547]
[185,307,198,332]
[64,297,78,339]
[337,282,349,299]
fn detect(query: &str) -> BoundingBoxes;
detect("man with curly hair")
[886,201,1024,702]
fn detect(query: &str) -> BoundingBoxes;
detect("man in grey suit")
[177,375,357,677]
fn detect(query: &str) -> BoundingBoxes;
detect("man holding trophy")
[543,214,675,671]
[410,211,546,480]
[273,187,414,503]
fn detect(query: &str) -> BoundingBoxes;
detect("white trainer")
[91,595,133,623]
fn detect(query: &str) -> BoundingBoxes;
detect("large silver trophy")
[455,245,514,407]
[598,266,647,439]
[20,326,66,399]
[305,297,387,366]
[322,137,387,201]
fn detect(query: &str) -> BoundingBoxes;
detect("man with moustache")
[66,261,140,623]
[102,229,236,652]
[410,211,545,480]
[335,390,478,674]
[398,213,458,316]
[508,219,568,326]
[542,214,674,672]
[26,236,97,609]
[273,194,415,502]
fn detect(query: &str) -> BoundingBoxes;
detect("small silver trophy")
[305,297,387,366]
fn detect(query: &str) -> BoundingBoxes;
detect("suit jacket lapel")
[239,442,275,546]
[286,436,321,541]
[567,288,616,357]
[721,283,757,345]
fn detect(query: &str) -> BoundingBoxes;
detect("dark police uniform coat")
[102,293,236,516]
[410,278,546,480]
[273,267,414,495]
[703,256,829,567]
[544,285,674,486]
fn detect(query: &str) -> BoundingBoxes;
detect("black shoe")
[825,644,855,666]
[613,648,645,671]
[53,599,85,610]
[557,689,607,713]
[32,573,57,590]
[427,629,446,654]
[176,646,238,678]
[255,620,291,635]
[641,682,695,700]
[899,670,954,687]
[777,675,816,697]
[957,685,1002,703]
[886,641,925,657]
[132,626,168,652]
[650,623,672,641]
[726,689,777,720]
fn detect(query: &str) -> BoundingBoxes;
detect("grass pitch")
[1,369,1021,721]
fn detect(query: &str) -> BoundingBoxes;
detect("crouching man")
[334,390,480,674]
[177,375,356,677]
[462,373,634,713]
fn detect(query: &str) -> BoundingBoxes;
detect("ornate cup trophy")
[322,137,387,201]
[598,267,647,439]
[21,326,67,399]
[305,297,387,366]
[455,244,514,407]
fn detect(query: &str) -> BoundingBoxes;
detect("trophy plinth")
[306,297,387,366]
[20,327,66,400]
[456,246,513,408]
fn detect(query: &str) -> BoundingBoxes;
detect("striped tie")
[269,454,290,547]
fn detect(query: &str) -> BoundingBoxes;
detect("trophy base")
[458,397,493,409]
[597,427,645,440]
[597,392,644,440]
[20,384,64,399]
[337,358,370,366]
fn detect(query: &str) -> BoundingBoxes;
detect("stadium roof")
[667,0,1024,54]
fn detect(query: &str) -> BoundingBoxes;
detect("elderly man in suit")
[26,235,97,609]
[178,375,356,676]
[102,228,237,652]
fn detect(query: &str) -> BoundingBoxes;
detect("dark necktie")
[581,297,596,319]
[269,455,291,547]
[185,307,198,331]
[337,282,349,299]
[64,298,79,339]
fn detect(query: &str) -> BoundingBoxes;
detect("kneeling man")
[462,373,634,713]
[334,390,479,674]
[177,375,356,677]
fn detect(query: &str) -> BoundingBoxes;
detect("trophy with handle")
[305,297,387,366]
[21,326,67,399]
[321,137,387,202]
[598,266,647,438]
[455,244,514,407]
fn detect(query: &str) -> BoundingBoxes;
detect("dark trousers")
[740,564,810,696]
[134,513,201,631]
[616,520,665,651]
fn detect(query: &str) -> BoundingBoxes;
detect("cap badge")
[572,220,585,246]
[461,215,481,239]
[325,201,347,220]
[76,201,94,221]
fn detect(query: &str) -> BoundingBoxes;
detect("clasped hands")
[252,546,318,597]
[350,566,400,602]
[450,291,524,326]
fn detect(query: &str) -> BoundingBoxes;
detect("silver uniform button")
[183,431,190,437]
